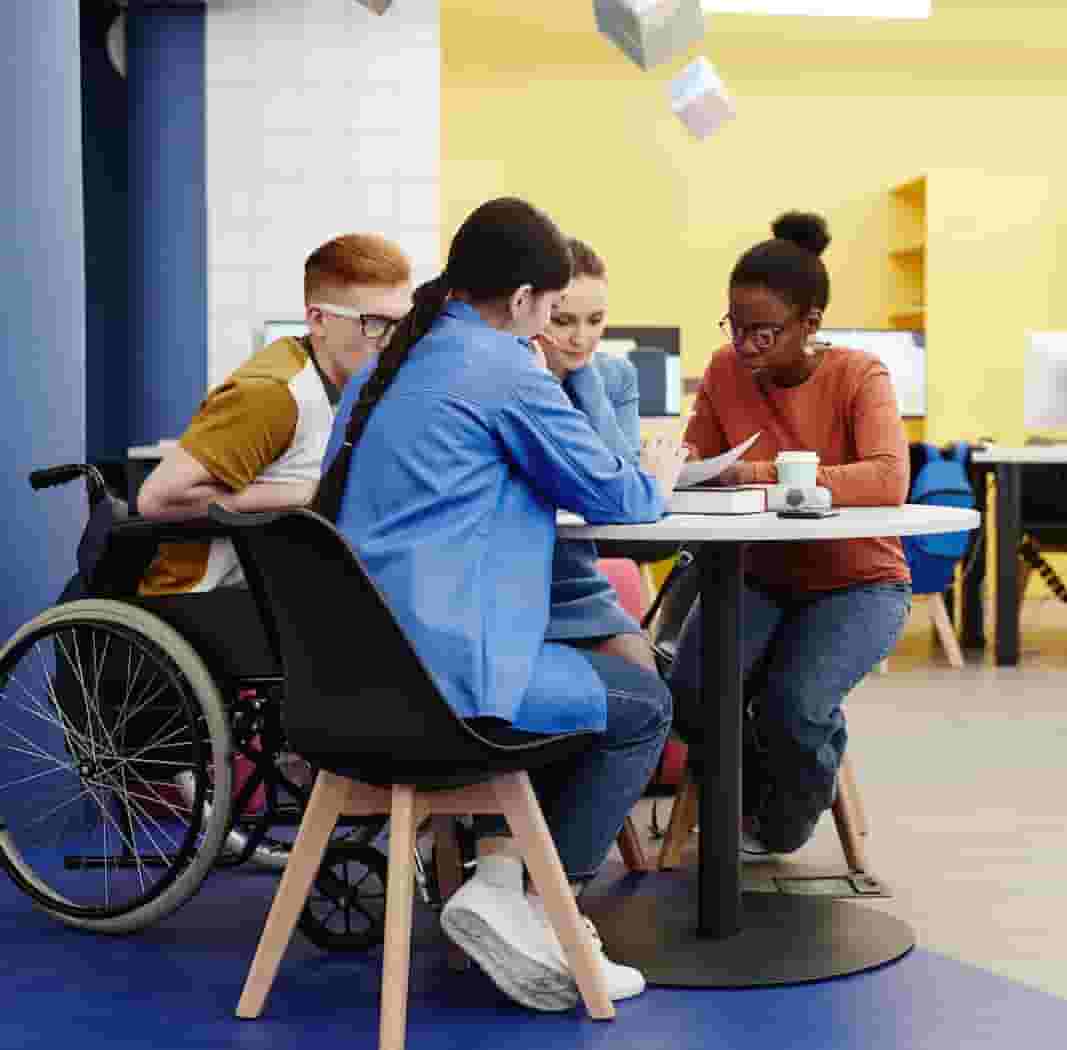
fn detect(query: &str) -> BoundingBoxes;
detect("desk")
[963,446,1067,666]
[559,504,980,987]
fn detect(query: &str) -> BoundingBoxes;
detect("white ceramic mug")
[775,450,820,487]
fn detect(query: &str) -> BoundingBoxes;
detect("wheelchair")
[0,463,452,949]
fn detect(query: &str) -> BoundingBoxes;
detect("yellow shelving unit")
[889,176,926,333]
[890,307,925,326]
[889,176,927,441]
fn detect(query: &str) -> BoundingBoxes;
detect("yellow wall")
[440,2,1067,450]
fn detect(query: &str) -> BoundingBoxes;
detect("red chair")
[597,558,687,788]
[597,557,645,621]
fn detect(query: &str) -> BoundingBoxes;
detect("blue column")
[82,3,131,465]
[127,5,208,445]
[0,1,87,638]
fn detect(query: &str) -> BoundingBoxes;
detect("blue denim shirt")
[547,354,643,641]
[323,301,665,734]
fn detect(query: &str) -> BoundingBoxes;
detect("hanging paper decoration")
[670,56,736,140]
[594,0,706,71]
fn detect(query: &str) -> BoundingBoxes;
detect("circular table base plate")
[580,881,915,988]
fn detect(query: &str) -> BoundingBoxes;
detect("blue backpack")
[903,442,975,595]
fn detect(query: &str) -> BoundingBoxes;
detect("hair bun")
[771,211,831,257]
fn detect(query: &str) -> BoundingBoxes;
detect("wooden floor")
[624,595,1067,1001]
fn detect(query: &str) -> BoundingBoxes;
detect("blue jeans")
[667,580,911,852]
[475,648,672,882]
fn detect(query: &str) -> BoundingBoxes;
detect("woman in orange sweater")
[669,212,912,858]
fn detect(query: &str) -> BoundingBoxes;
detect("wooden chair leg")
[929,592,964,669]
[615,815,650,872]
[831,764,868,874]
[1018,552,1035,609]
[432,816,470,971]
[379,784,420,1050]
[236,772,348,1019]
[493,771,614,1021]
[639,563,658,628]
[837,752,868,837]
[657,773,698,871]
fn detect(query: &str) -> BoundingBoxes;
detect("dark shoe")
[750,809,821,854]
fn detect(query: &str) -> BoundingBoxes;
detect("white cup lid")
[775,450,819,463]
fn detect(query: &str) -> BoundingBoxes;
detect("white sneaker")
[534,908,646,1002]
[440,878,579,1012]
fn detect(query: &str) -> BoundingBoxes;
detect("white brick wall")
[205,0,440,388]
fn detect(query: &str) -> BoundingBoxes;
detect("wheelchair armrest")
[108,515,237,544]
[86,516,241,599]
[207,504,290,529]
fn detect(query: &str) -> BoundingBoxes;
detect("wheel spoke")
[0,762,76,794]
[0,716,77,774]
[120,720,198,765]
[111,667,177,742]
[57,631,100,770]
[110,765,196,844]
[24,646,95,756]
[114,791,176,884]
[27,779,100,828]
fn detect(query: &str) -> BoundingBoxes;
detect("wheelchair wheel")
[298,842,387,952]
[0,599,233,933]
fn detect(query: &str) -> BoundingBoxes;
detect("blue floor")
[2,861,1065,1050]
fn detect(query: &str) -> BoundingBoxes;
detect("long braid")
[311,273,450,521]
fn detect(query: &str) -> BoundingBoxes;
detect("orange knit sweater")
[684,343,911,592]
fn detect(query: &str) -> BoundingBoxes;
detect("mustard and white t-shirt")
[139,337,338,595]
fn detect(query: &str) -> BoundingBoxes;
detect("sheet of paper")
[676,431,761,489]
[597,338,638,359]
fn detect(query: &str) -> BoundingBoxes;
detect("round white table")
[558,504,981,988]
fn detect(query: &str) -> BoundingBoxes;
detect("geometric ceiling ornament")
[594,0,707,71]
[670,56,736,140]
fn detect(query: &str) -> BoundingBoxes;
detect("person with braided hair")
[667,211,912,861]
[318,197,688,1011]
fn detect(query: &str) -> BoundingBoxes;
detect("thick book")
[668,485,769,516]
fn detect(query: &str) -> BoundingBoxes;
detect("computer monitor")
[259,320,683,417]
[817,328,926,418]
[1024,331,1067,428]
[262,319,309,346]
[600,326,681,418]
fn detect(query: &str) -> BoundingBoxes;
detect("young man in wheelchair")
[136,233,413,588]
[0,235,413,937]
[82,234,413,865]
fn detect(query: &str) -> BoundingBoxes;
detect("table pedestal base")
[581,877,915,987]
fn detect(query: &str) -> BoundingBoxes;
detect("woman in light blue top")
[538,237,656,672]
[320,198,685,1012]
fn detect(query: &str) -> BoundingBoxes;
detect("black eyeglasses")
[311,303,402,341]
[719,313,791,353]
